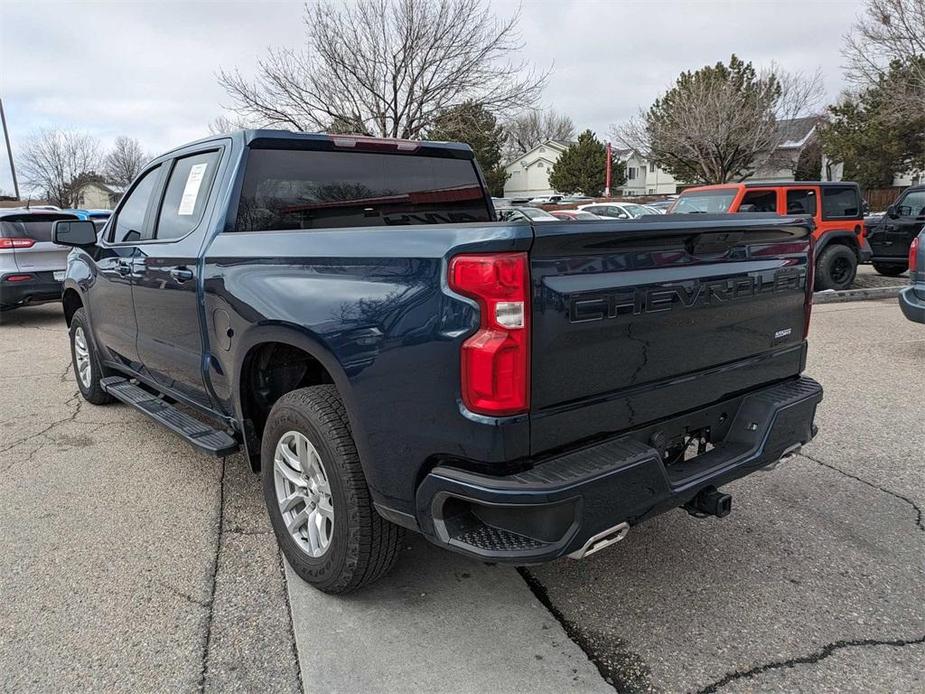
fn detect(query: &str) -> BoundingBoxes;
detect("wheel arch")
[233,323,356,472]
[815,229,861,259]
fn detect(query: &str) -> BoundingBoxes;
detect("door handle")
[886,225,897,231]
[170,267,194,282]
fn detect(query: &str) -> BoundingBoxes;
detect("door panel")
[86,246,139,365]
[134,149,222,409]
[89,165,164,365]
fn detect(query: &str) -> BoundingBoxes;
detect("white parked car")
[578,202,661,219]
[526,195,563,205]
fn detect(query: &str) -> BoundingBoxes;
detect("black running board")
[100,376,240,457]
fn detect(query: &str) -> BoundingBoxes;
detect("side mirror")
[887,205,899,219]
[862,200,870,215]
[54,219,98,247]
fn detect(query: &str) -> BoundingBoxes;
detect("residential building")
[503,140,570,198]
[76,181,125,210]
[750,116,821,181]
[616,149,679,196]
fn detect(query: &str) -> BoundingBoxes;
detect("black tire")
[261,385,403,594]
[872,262,907,277]
[69,308,114,405]
[814,245,858,291]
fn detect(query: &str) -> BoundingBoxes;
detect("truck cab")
[670,181,871,291]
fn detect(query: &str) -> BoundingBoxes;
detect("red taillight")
[4,274,34,282]
[910,236,920,274]
[0,237,36,249]
[448,252,529,416]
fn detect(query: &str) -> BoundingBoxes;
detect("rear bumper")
[0,271,62,309]
[899,285,925,324]
[416,376,822,563]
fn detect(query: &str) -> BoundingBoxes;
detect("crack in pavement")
[0,390,83,463]
[695,634,925,693]
[197,456,226,694]
[800,453,924,533]
[155,580,211,609]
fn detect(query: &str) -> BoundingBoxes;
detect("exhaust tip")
[567,522,630,560]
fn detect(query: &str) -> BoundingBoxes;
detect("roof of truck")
[155,129,475,160]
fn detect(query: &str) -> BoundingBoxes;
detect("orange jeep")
[669,181,871,291]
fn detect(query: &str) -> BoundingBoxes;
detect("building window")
[537,162,544,168]
[649,162,656,173]
[539,147,545,153]
[627,167,637,180]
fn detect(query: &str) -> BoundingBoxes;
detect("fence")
[863,187,905,211]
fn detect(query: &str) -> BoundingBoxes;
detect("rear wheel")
[69,308,114,405]
[872,262,907,277]
[261,385,403,594]
[815,245,857,291]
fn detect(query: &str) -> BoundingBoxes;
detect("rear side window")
[786,189,817,216]
[112,165,162,243]
[822,186,861,219]
[234,148,492,231]
[156,150,221,240]
[740,190,777,213]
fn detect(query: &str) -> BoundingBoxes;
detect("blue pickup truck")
[54,130,822,593]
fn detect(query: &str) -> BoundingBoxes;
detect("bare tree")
[217,0,546,139]
[104,136,147,187]
[611,56,821,184]
[18,129,104,207]
[504,110,575,159]
[844,0,925,120]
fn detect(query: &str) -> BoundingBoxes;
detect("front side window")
[111,165,162,243]
[740,190,777,213]
[155,150,221,240]
[896,190,925,217]
[234,148,492,231]
[786,189,817,216]
[821,186,861,219]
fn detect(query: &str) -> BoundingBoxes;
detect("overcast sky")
[1,0,865,194]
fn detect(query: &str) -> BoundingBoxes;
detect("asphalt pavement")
[1,295,922,693]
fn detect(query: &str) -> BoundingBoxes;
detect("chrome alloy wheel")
[274,431,334,558]
[74,326,92,388]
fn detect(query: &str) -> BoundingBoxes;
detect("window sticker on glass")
[178,163,208,216]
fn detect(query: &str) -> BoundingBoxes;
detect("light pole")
[0,98,20,200]
[604,142,612,198]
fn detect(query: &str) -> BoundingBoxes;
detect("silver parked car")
[0,209,80,311]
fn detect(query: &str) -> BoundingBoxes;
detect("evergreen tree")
[426,101,509,196]
[820,60,925,189]
[547,130,624,196]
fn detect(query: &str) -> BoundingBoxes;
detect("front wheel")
[872,262,907,277]
[261,385,403,594]
[69,308,114,405]
[815,245,858,291]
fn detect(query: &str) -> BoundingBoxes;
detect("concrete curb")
[813,285,903,304]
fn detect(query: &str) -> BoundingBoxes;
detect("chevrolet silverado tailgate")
[529,214,813,453]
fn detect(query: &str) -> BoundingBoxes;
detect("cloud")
[0,0,862,193]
